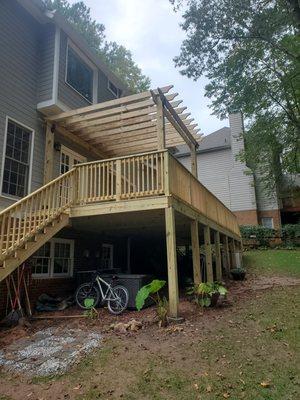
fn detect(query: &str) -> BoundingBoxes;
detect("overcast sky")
[70,0,228,134]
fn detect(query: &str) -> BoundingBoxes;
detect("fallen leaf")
[194,383,199,390]
[223,393,230,398]
[260,381,271,388]
[73,384,82,390]
[206,385,212,393]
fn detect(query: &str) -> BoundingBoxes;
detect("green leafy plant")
[83,298,98,319]
[187,282,228,307]
[135,279,168,327]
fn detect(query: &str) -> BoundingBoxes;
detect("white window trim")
[65,39,98,104]
[32,238,74,279]
[261,217,274,229]
[0,116,35,201]
[60,145,87,173]
[107,79,120,98]
[101,243,114,268]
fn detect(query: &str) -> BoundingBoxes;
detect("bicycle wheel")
[75,282,100,309]
[107,285,129,315]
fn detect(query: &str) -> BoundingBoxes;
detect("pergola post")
[214,231,222,281]
[43,123,54,184]
[204,226,213,282]
[190,144,198,178]
[156,95,166,150]
[190,220,201,285]
[165,207,179,318]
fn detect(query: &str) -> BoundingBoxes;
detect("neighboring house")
[176,113,282,229]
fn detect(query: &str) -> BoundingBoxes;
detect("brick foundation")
[0,277,75,319]
[233,209,259,226]
[258,209,281,229]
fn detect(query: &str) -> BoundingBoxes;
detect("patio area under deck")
[44,85,242,318]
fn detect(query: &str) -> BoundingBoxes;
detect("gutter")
[176,144,232,158]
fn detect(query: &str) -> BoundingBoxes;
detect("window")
[60,146,86,174]
[108,80,122,98]
[66,46,93,102]
[1,119,33,198]
[101,244,114,269]
[31,239,74,278]
[261,217,274,229]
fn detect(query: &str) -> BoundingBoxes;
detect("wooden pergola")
[44,85,202,182]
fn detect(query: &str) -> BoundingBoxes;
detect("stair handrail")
[0,168,76,258]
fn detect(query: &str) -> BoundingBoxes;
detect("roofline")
[176,144,231,158]
[16,0,131,95]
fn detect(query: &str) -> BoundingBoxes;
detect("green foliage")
[241,224,300,247]
[83,298,98,319]
[135,279,166,311]
[171,0,300,192]
[43,0,150,92]
[157,296,169,327]
[187,282,228,307]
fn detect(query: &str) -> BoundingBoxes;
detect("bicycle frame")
[95,275,119,302]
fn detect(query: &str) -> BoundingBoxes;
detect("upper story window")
[1,119,33,198]
[66,45,94,103]
[108,80,122,98]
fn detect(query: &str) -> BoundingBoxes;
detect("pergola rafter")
[46,85,203,158]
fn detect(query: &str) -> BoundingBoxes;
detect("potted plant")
[187,282,228,307]
[230,268,246,281]
[135,279,168,327]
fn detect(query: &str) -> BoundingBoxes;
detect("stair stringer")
[0,213,70,282]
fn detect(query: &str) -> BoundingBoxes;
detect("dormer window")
[108,80,122,98]
[66,44,96,103]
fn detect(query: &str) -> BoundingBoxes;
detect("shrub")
[240,225,276,246]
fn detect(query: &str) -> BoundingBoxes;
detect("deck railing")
[0,149,240,260]
[0,170,75,260]
[74,150,166,203]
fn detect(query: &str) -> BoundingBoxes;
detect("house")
[0,0,242,319]
[176,113,282,229]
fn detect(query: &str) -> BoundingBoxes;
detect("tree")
[171,0,300,192]
[44,0,150,92]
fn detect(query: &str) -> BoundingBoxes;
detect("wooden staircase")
[0,169,75,282]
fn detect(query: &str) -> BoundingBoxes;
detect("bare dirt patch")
[0,273,299,400]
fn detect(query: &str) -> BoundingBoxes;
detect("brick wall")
[234,209,259,226]
[258,209,281,229]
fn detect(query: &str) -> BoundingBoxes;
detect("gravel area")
[0,327,102,376]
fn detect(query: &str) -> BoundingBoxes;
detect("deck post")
[224,235,231,274]
[230,239,237,269]
[190,220,201,285]
[204,226,213,282]
[214,231,222,281]
[165,206,179,318]
[156,96,166,150]
[190,144,198,178]
[43,123,54,184]
[116,159,122,200]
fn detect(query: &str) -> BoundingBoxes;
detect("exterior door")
[60,145,87,174]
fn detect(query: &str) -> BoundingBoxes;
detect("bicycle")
[75,273,129,315]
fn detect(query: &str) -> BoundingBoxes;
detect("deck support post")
[190,144,198,178]
[204,226,213,282]
[165,206,179,318]
[190,220,201,285]
[156,96,166,150]
[230,239,237,269]
[214,231,222,281]
[224,235,231,274]
[43,123,54,184]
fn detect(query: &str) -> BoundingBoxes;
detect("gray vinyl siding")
[0,0,45,211]
[37,24,55,103]
[57,31,91,109]
[254,175,279,211]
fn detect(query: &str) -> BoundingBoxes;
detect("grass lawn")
[243,249,300,277]
[0,250,299,400]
